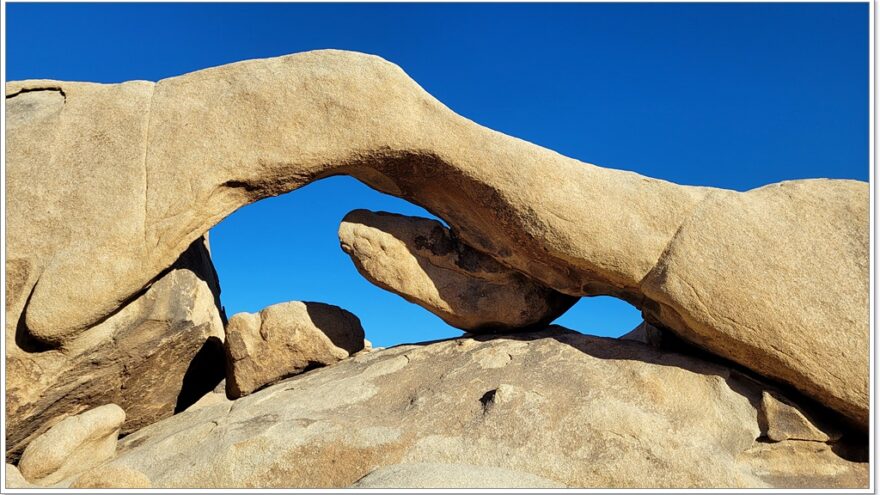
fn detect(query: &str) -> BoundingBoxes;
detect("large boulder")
[640,180,869,427]
[17,404,125,486]
[5,50,868,427]
[338,209,576,331]
[225,301,365,398]
[84,329,863,489]
[5,237,226,459]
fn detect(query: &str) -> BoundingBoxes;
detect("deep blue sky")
[6,3,869,346]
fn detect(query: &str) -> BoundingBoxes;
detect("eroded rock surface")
[759,391,839,443]
[82,329,863,489]
[70,465,152,489]
[5,463,33,489]
[641,180,869,427]
[5,50,868,429]
[352,463,566,488]
[5,237,226,459]
[18,404,125,486]
[620,321,665,347]
[338,209,576,331]
[225,301,365,398]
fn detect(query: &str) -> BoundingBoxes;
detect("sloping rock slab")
[98,328,864,489]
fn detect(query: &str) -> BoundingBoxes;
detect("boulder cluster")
[4,50,869,488]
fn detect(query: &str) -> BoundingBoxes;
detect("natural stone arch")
[5,50,868,427]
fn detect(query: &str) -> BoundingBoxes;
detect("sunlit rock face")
[225,301,365,398]
[5,237,225,460]
[338,209,577,332]
[73,329,868,489]
[3,49,869,486]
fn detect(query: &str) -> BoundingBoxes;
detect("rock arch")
[5,50,868,428]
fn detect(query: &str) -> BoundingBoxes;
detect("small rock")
[338,209,576,332]
[18,404,125,485]
[620,321,665,347]
[70,465,152,488]
[184,380,231,412]
[758,391,838,443]
[225,301,365,398]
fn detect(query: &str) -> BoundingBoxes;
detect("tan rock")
[6,51,868,428]
[70,465,152,488]
[339,210,576,331]
[184,380,231,413]
[5,51,706,349]
[225,301,364,398]
[101,328,865,488]
[5,237,226,459]
[6,463,33,488]
[759,391,838,443]
[738,441,867,489]
[18,404,125,486]
[352,463,566,488]
[641,180,869,427]
[620,321,664,347]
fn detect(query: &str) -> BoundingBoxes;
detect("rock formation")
[17,404,125,486]
[759,391,840,443]
[3,49,870,488]
[352,463,567,488]
[5,236,226,459]
[5,50,867,429]
[338,209,576,331]
[70,465,152,489]
[5,463,33,489]
[225,301,365,398]
[620,321,665,347]
[49,329,865,489]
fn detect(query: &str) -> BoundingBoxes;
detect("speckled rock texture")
[338,209,576,332]
[18,404,125,486]
[225,301,364,398]
[5,237,225,460]
[5,51,867,430]
[74,329,865,489]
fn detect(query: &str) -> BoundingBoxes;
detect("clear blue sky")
[6,3,869,347]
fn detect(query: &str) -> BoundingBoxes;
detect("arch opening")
[210,175,643,347]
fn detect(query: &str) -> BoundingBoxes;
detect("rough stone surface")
[339,209,576,331]
[89,329,864,489]
[5,463,33,489]
[18,404,125,486]
[70,465,152,489]
[352,463,566,488]
[225,301,365,398]
[759,391,838,443]
[737,441,867,489]
[184,380,231,413]
[5,237,226,459]
[620,321,665,347]
[640,180,869,427]
[6,50,868,427]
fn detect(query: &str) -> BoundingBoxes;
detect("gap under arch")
[209,175,642,347]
